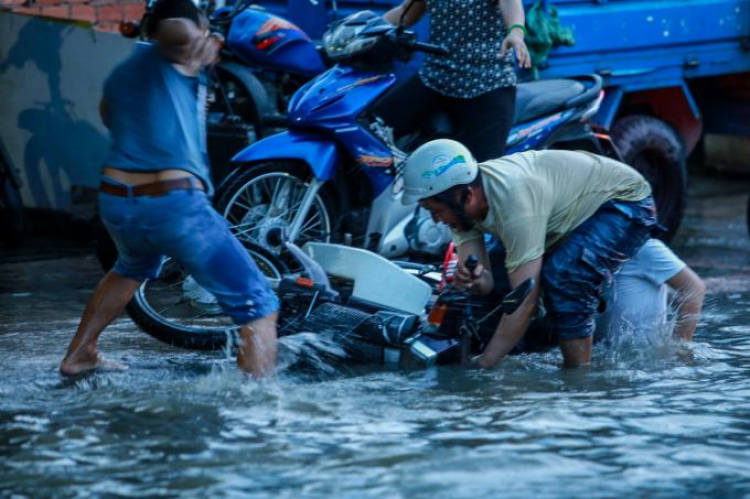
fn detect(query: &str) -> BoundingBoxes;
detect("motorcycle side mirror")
[501,278,534,315]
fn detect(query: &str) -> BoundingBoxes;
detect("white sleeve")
[634,239,686,286]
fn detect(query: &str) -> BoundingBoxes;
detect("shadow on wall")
[0,20,108,210]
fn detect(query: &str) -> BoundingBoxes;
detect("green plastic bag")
[525,0,575,79]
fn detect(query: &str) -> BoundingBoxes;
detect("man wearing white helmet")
[402,139,661,367]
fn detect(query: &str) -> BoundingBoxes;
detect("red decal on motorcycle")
[516,112,563,139]
[440,242,457,291]
[336,76,386,93]
[256,18,304,36]
[255,34,284,51]
[356,154,394,167]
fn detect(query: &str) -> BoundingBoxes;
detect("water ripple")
[3,283,750,496]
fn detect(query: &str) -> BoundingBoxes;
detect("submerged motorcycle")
[128,238,537,369]
[278,246,537,368]
[214,12,613,263]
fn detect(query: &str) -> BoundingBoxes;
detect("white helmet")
[401,139,478,205]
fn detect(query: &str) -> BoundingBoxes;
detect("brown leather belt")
[99,177,204,197]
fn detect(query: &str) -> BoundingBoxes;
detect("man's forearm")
[383,5,403,24]
[667,267,705,341]
[155,19,197,63]
[476,258,542,368]
[673,298,703,341]
[384,0,425,27]
[476,301,535,368]
[154,18,220,74]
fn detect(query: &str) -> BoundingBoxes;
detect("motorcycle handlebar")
[408,40,449,56]
[464,255,479,275]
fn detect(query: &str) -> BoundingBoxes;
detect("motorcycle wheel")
[215,161,337,258]
[127,241,290,350]
[611,115,688,239]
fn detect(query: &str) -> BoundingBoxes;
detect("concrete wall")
[0,0,144,32]
[0,12,133,212]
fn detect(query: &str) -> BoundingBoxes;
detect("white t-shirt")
[596,239,686,339]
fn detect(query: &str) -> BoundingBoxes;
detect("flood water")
[2,175,750,497]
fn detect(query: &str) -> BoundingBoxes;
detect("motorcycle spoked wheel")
[215,161,337,265]
[127,241,291,351]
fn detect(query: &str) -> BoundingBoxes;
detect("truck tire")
[611,115,687,239]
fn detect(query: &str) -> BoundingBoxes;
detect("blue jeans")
[542,196,660,341]
[99,178,279,325]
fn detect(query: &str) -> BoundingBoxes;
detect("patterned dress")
[419,0,517,98]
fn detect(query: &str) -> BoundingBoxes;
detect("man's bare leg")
[559,336,593,368]
[236,312,278,377]
[60,270,142,376]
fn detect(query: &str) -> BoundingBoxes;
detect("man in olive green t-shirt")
[401,139,660,368]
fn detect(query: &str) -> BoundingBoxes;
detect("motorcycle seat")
[513,78,597,125]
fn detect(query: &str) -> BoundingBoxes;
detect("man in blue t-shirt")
[60,0,279,377]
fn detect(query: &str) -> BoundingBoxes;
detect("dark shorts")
[541,196,660,341]
[99,177,279,325]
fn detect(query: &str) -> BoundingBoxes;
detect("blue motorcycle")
[214,11,614,264]
[205,0,326,176]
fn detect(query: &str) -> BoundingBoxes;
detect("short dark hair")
[144,0,201,38]
[429,170,483,208]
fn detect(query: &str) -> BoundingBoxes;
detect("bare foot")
[60,352,128,377]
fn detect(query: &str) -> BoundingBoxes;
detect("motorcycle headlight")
[322,10,385,60]
[324,25,377,59]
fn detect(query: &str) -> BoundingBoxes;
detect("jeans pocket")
[580,247,615,287]
[579,248,611,314]
[98,196,129,231]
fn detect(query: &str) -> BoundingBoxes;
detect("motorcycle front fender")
[230,130,340,181]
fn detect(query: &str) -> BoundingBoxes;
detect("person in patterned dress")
[378,0,530,161]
